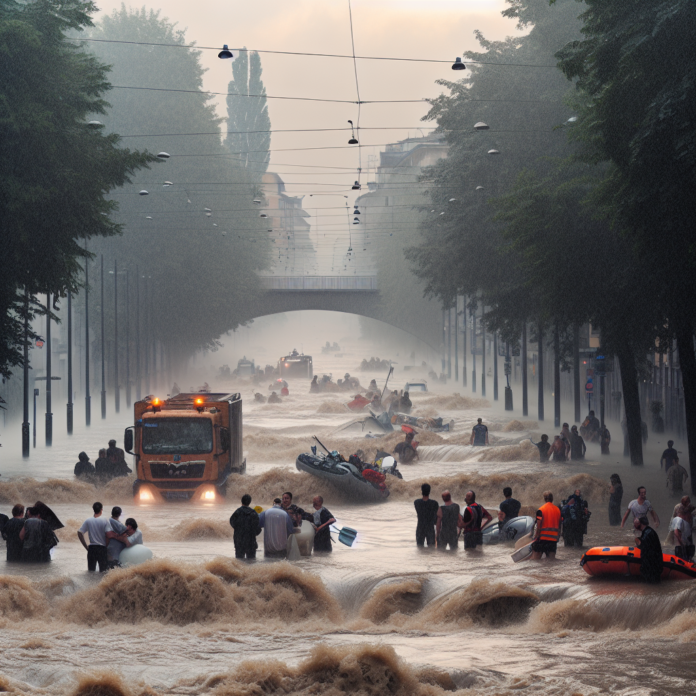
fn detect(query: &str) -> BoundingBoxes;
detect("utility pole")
[85,255,91,426]
[21,289,30,457]
[67,290,73,434]
[101,255,106,419]
[45,293,52,446]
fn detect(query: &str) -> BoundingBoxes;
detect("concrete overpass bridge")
[250,275,439,349]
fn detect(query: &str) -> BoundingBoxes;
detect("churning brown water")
[1,345,695,695]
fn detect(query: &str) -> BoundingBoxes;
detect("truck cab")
[278,349,313,379]
[125,392,245,503]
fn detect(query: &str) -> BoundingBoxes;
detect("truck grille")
[161,490,195,501]
[149,462,206,479]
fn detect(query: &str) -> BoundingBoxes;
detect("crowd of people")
[359,357,391,372]
[229,492,335,559]
[410,480,694,582]
[74,440,132,481]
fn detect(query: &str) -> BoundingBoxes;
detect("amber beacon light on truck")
[124,392,246,503]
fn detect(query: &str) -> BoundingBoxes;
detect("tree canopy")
[86,7,271,364]
[0,0,153,378]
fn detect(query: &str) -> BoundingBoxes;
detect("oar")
[330,525,358,547]
[514,532,533,550]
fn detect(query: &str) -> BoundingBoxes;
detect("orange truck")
[124,392,245,503]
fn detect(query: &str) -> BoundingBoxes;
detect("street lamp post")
[101,255,106,419]
[554,324,561,428]
[33,387,39,447]
[493,331,499,401]
[447,307,452,379]
[114,259,120,414]
[22,289,30,457]
[522,322,528,416]
[481,306,486,398]
[462,295,467,387]
[471,305,477,393]
[454,299,459,382]
[67,290,73,434]
[45,293,52,446]
[136,266,141,400]
[125,268,131,407]
[85,255,91,426]
[144,275,150,395]
[538,320,545,421]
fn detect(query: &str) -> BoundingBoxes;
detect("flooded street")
[1,342,694,695]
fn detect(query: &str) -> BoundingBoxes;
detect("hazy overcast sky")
[92,0,524,263]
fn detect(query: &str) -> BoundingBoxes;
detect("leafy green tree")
[87,7,270,370]
[225,49,270,174]
[556,0,696,481]
[493,167,664,463]
[0,0,153,379]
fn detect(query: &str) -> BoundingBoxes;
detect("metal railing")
[259,276,378,291]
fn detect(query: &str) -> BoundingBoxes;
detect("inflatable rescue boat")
[296,451,391,503]
[581,546,696,580]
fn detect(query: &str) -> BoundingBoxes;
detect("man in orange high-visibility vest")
[531,491,562,560]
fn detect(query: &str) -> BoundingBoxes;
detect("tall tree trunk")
[616,341,644,465]
[554,324,561,428]
[675,323,696,494]
[538,320,544,421]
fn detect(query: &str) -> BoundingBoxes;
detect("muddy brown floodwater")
[1,345,695,695]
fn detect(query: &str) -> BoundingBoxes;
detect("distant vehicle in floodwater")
[278,349,313,379]
[235,356,256,377]
[404,381,428,392]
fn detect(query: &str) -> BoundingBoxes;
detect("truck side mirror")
[124,427,134,454]
[220,427,231,453]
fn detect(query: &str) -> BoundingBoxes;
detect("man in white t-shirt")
[77,502,115,572]
[621,487,660,531]
[670,505,694,560]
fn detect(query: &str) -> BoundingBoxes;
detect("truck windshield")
[141,418,213,454]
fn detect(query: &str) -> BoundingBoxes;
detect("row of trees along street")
[405,0,696,484]
[1,2,273,418]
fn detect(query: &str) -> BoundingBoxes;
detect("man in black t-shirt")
[498,487,521,528]
[414,483,439,548]
[660,441,679,471]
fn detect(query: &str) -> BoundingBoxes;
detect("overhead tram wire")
[117,123,563,138]
[110,85,423,105]
[69,37,558,69]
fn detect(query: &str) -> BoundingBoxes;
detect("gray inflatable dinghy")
[481,516,535,545]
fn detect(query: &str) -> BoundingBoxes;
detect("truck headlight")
[203,490,216,500]
[139,488,154,502]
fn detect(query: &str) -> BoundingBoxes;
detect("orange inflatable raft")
[581,546,696,580]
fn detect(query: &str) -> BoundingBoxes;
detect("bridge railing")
[259,276,378,291]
